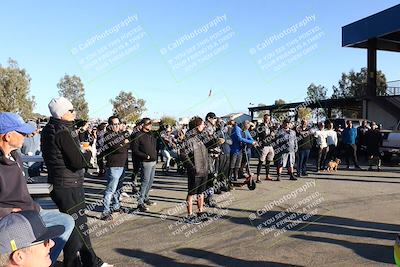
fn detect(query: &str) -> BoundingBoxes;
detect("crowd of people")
[0,96,386,267]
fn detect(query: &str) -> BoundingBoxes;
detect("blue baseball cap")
[0,112,35,135]
[0,210,65,254]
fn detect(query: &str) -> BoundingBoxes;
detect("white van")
[380,121,400,162]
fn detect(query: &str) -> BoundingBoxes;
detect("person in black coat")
[132,118,157,212]
[98,116,129,221]
[41,97,113,267]
[366,121,382,171]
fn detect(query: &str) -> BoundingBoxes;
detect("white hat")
[48,97,74,119]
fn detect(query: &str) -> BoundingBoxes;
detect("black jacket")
[296,127,313,151]
[0,149,40,218]
[132,131,157,162]
[41,117,91,188]
[366,129,382,155]
[99,130,129,167]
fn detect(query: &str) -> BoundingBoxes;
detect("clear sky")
[1,0,400,120]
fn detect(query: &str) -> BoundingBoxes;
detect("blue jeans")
[162,149,178,168]
[40,208,74,266]
[297,149,310,175]
[102,167,125,215]
[138,161,156,205]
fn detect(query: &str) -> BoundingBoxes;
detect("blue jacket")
[342,127,357,145]
[230,125,254,154]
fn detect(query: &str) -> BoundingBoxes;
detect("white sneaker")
[121,192,129,198]
[101,263,114,267]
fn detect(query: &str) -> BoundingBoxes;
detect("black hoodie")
[132,131,157,162]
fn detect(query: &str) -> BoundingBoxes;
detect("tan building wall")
[365,99,399,129]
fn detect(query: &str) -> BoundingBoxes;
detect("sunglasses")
[112,123,120,126]
[16,131,28,137]
[69,109,75,113]
[30,239,51,248]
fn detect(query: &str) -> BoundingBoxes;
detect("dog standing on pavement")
[327,158,341,172]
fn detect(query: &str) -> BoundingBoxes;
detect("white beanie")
[48,97,74,119]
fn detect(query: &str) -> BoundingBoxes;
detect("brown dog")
[327,159,341,171]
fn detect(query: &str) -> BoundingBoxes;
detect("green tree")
[307,83,327,100]
[110,90,146,123]
[332,67,387,98]
[0,58,35,120]
[160,116,176,127]
[297,107,312,120]
[57,74,89,120]
[306,83,327,119]
[274,99,286,106]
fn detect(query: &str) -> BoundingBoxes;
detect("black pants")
[345,144,358,167]
[326,145,337,161]
[217,153,230,189]
[97,157,105,174]
[131,159,141,185]
[239,148,251,177]
[51,187,103,267]
[317,147,328,171]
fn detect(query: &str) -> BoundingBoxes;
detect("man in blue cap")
[0,210,65,267]
[0,112,74,266]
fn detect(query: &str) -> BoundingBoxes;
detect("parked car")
[380,121,400,162]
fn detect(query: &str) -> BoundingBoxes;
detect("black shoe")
[368,166,373,171]
[100,213,113,221]
[137,204,149,212]
[116,207,131,214]
[276,175,281,181]
[302,173,308,177]
[289,174,298,181]
[197,212,210,222]
[184,214,201,225]
[355,165,362,170]
[346,165,350,169]
[145,200,157,206]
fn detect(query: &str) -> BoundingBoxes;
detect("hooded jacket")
[41,117,91,188]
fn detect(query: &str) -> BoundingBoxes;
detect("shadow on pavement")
[176,248,303,267]
[291,234,394,265]
[115,248,303,267]
[229,211,400,241]
[114,248,209,266]
[311,176,400,184]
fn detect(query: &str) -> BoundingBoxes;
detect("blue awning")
[342,4,400,52]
